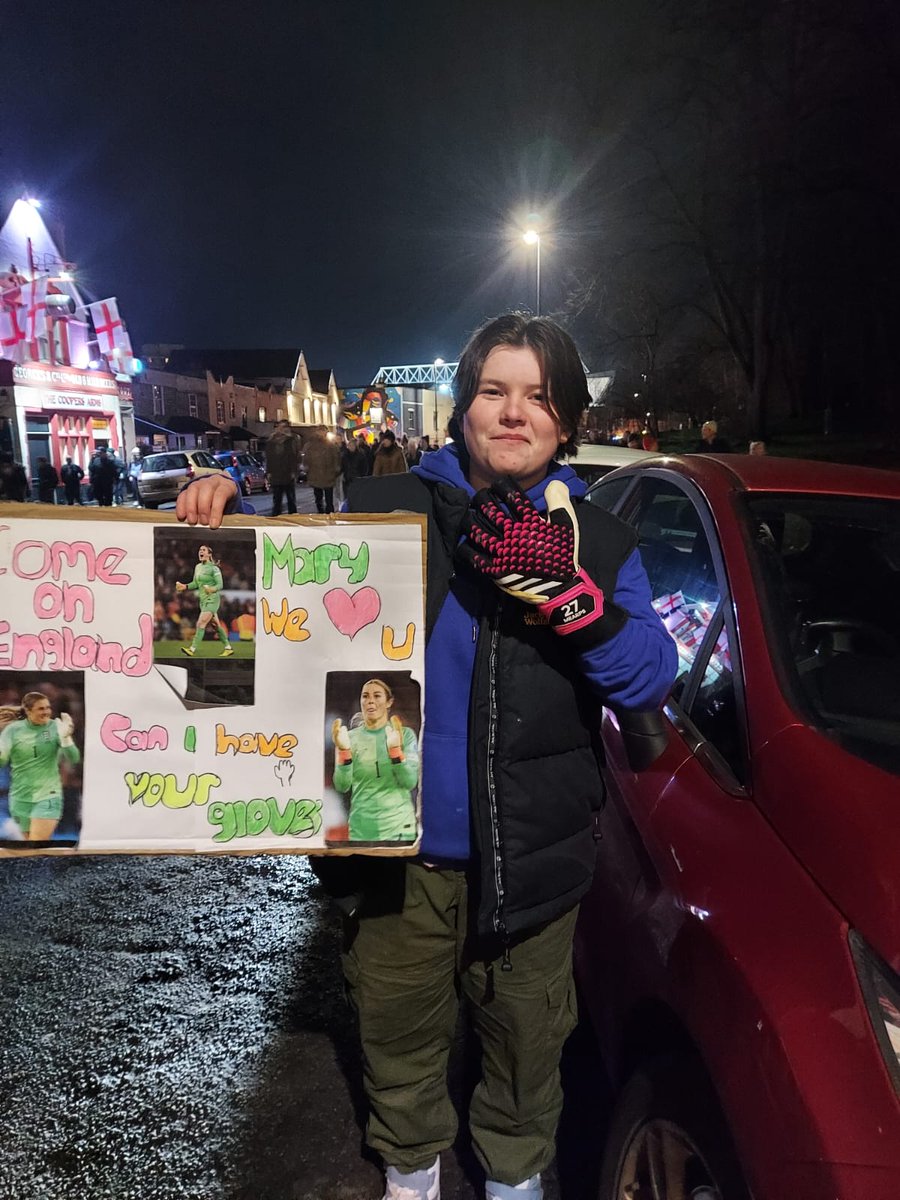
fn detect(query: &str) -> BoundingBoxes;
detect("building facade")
[0,199,138,487]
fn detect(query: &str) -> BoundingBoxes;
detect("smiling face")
[25,696,52,726]
[461,345,568,492]
[360,681,392,729]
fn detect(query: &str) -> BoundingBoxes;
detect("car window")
[624,477,746,784]
[585,474,633,513]
[143,454,187,471]
[747,493,900,777]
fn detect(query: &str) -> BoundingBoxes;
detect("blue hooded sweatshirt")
[410,444,676,861]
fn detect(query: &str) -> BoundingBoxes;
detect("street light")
[523,228,541,316]
[433,358,445,439]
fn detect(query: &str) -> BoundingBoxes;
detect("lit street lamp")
[523,227,541,316]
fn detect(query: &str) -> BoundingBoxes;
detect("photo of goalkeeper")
[176,544,233,658]
[0,692,80,842]
[329,677,420,844]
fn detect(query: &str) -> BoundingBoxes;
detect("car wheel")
[241,478,251,497]
[143,501,158,509]
[598,1053,750,1200]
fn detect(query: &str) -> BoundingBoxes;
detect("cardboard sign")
[0,505,426,857]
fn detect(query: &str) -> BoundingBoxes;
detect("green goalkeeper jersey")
[333,724,419,842]
[189,562,224,613]
[0,719,81,806]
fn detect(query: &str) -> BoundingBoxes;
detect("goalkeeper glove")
[384,716,406,763]
[457,476,628,646]
[56,713,75,748]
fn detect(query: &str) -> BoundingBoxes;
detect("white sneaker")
[383,1157,440,1200]
[485,1175,542,1200]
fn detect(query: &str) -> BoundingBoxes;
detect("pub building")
[0,198,138,494]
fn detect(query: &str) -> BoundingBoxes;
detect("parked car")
[135,449,227,508]
[575,453,900,1200]
[563,443,653,486]
[214,450,269,495]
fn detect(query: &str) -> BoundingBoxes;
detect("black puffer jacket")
[344,471,637,938]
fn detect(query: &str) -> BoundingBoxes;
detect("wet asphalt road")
[0,854,607,1200]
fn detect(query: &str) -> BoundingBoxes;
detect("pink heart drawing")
[323,587,381,639]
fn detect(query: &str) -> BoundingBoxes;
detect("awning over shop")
[134,416,173,436]
[165,415,220,435]
[226,426,256,441]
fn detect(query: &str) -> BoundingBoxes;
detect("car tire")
[241,478,251,497]
[143,500,158,510]
[598,1053,750,1200]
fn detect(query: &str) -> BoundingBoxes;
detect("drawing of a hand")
[273,759,295,788]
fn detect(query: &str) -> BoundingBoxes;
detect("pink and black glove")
[457,476,628,646]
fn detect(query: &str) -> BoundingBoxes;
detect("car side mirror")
[614,708,668,772]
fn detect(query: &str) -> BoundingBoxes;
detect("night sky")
[3,0,896,411]
[2,0,634,384]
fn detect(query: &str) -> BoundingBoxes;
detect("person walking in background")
[372,429,408,476]
[265,419,302,515]
[174,311,677,1200]
[304,425,342,513]
[89,447,118,507]
[60,457,84,506]
[36,457,58,503]
[341,432,369,495]
[128,447,143,503]
[696,420,732,453]
[111,452,127,506]
[0,453,29,502]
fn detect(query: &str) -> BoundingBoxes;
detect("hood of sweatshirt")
[411,441,588,510]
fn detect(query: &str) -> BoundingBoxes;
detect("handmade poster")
[0,506,426,857]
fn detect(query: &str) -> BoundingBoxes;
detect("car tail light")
[850,930,900,1096]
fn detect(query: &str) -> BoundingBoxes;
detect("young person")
[175,313,677,1200]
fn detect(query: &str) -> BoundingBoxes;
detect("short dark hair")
[451,313,590,458]
[381,429,396,444]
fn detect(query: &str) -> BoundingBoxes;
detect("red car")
[575,453,900,1200]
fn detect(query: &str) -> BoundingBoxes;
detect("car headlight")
[850,930,900,1096]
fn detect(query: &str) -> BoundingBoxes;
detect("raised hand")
[56,712,75,747]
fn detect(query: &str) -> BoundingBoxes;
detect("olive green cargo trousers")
[341,861,578,1184]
